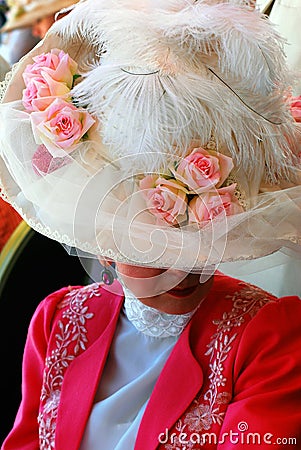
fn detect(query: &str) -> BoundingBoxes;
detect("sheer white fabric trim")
[123,287,196,337]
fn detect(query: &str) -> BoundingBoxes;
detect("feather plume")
[50,0,299,181]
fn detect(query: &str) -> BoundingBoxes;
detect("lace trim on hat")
[0,60,21,104]
[0,68,13,104]
[123,288,197,338]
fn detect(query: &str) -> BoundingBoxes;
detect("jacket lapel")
[55,285,124,450]
[135,319,204,450]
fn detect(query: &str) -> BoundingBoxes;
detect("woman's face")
[115,262,213,314]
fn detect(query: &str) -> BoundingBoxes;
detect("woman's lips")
[166,285,198,298]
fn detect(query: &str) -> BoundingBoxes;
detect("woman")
[2,262,300,449]
[0,0,300,448]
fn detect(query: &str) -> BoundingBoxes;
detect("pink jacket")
[2,273,301,449]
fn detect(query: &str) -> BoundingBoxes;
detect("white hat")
[0,0,300,272]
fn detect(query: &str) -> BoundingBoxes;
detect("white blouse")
[79,290,196,450]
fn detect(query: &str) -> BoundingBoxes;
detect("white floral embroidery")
[165,420,196,450]
[164,283,275,448]
[38,284,100,450]
[165,437,195,450]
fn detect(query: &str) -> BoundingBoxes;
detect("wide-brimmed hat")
[0,0,300,273]
[1,0,79,33]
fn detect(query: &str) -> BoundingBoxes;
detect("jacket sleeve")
[1,287,73,450]
[218,295,301,449]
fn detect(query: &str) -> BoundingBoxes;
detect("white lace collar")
[123,287,196,338]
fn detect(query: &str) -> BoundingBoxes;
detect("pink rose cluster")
[22,49,95,174]
[139,147,244,227]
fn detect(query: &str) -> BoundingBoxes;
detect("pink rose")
[23,49,78,89]
[188,184,244,226]
[290,95,301,123]
[30,97,95,157]
[173,148,234,193]
[139,175,188,225]
[22,73,70,112]
[22,49,78,111]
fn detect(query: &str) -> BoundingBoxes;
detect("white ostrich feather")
[50,0,298,180]
[159,2,288,93]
